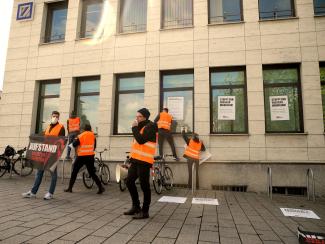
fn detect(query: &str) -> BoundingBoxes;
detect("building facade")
[1,0,325,194]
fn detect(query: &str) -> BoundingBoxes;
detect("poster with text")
[167,97,184,120]
[270,96,289,121]
[218,96,236,120]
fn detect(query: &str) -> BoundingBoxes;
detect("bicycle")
[82,148,110,189]
[118,152,131,192]
[151,154,174,194]
[0,146,33,177]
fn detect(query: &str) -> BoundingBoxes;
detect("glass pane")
[163,90,193,133]
[264,86,301,132]
[77,95,100,134]
[259,0,293,19]
[209,0,241,23]
[163,73,193,89]
[84,1,103,37]
[118,76,144,91]
[314,0,325,15]
[41,83,60,96]
[212,88,246,133]
[78,79,100,93]
[37,97,60,133]
[163,0,193,28]
[322,84,325,131]
[211,70,245,86]
[263,68,298,85]
[320,66,325,82]
[49,6,67,41]
[120,0,147,33]
[117,93,144,133]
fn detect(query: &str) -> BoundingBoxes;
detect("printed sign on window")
[167,97,184,120]
[218,96,235,120]
[270,96,289,121]
[17,2,34,21]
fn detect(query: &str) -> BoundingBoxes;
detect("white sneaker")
[43,192,53,200]
[22,191,36,198]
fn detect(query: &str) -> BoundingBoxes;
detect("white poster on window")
[270,96,289,121]
[218,96,236,120]
[167,97,184,120]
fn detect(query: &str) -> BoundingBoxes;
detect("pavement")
[0,175,325,244]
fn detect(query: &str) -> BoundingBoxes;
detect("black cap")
[137,108,150,119]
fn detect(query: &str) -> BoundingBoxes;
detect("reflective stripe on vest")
[68,117,80,132]
[157,112,172,130]
[45,123,64,136]
[130,127,156,164]
[77,131,95,156]
[184,139,202,160]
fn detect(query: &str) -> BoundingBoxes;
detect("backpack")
[4,145,15,157]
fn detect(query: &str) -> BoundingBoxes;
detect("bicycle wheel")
[0,158,8,177]
[100,164,110,185]
[152,167,163,194]
[119,179,127,191]
[13,158,33,176]
[83,171,94,189]
[163,166,174,190]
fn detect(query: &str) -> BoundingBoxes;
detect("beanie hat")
[137,108,150,119]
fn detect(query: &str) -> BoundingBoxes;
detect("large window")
[161,71,194,133]
[314,0,325,15]
[208,0,243,23]
[210,67,247,134]
[75,77,100,134]
[44,1,68,43]
[80,0,103,38]
[320,63,325,131]
[259,0,295,20]
[119,0,147,33]
[162,0,193,29]
[114,74,145,134]
[263,65,303,133]
[36,80,61,133]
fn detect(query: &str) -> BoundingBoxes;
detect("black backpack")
[4,145,15,157]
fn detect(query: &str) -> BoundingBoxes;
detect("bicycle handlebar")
[96,148,108,154]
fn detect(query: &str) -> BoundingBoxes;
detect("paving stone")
[22,224,58,236]
[78,235,106,244]
[0,226,30,240]
[257,230,282,241]
[54,222,85,232]
[103,232,133,244]
[60,228,94,242]
[51,240,76,244]
[26,231,66,243]
[236,224,257,234]
[0,220,24,231]
[219,227,239,238]
[220,237,241,244]
[92,225,119,237]
[152,238,176,244]
[158,227,181,238]
[0,234,33,244]
[201,223,219,232]
[199,230,219,242]
[239,234,262,244]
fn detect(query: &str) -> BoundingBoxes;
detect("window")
[119,0,147,33]
[44,1,68,43]
[80,0,103,38]
[162,0,193,29]
[75,77,100,134]
[314,0,325,15]
[259,0,295,20]
[263,65,303,133]
[208,0,243,23]
[114,74,145,134]
[210,67,247,134]
[161,70,194,133]
[320,63,325,131]
[36,80,61,133]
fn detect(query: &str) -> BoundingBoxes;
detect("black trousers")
[68,155,102,190]
[126,161,151,213]
[187,158,199,188]
[158,128,177,157]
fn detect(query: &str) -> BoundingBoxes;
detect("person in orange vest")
[64,124,104,194]
[66,111,80,160]
[182,129,205,189]
[22,111,65,200]
[124,108,158,219]
[154,108,179,161]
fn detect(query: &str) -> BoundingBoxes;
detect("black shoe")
[133,211,149,219]
[97,186,105,194]
[173,157,180,161]
[64,188,72,193]
[123,206,141,215]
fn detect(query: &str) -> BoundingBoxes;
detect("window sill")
[208,21,245,26]
[210,133,249,136]
[76,37,95,41]
[117,30,147,36]
[160,25,194,31]
[110,134,133,137]
[314,14,325,18]
[259,16,299,22]
[39,40,65,46]
[265,132,308,136]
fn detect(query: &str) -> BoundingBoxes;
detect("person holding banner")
[64,124,105,194]
[22,111,65,200]
[65,111,80,160]
[182,129,205,188]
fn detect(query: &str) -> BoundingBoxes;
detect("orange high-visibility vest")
[157,112,172,130]
[184,139,202,160]
[77,131,95,156]
[45,123,64,136]
[130,127,156,164]
[68,117,80,132]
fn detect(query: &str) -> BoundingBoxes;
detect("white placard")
[270,96,290,121]
[218,96,236,120]
[199,151,211,165]
[280,208,320,219]
[192,198,219,205]
[167,97,184,120]
[158,196,187,204]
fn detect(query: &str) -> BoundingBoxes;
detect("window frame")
[160,69,195,134]
[263,64,304,133]
[161,0,194,29]
[320,62,325,132]
[207,0,244,24]
[114,72,145,135]
[79,0,103,38]
[258,0,296,20]
[36,79,61,133]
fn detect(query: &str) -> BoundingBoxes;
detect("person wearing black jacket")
[124,108,158,219]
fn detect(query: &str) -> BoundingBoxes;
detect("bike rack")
[267,167,272,200]
[306,168,315,202]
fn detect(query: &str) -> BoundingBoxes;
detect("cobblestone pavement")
[0,175,324,244]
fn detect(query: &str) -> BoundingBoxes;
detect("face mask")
[51,117,58,124]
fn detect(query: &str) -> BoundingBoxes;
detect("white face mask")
[51,117,58,124]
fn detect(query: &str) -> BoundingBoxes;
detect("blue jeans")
[31,168,57,195]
